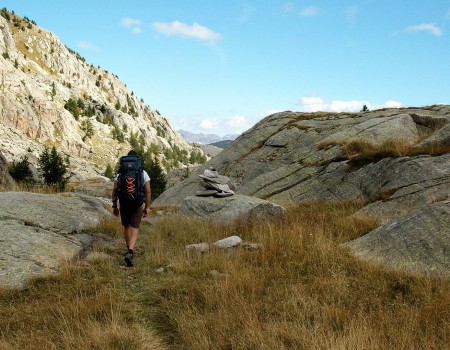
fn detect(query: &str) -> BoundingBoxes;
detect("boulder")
[181,194,286,222]
[154,106,450,208]
[345,200,450,276]
[68,176,113,198]
[213,236,243,249]
[0,192,111,289]
[0,151,16,191]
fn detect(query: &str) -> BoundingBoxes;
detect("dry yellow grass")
[0,220,167,350]
[1,201,449,349]
[317,138,450,171]
[141,202,450,349]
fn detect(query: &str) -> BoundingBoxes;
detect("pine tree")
[9,155,35,185]
[146,159,167,200]
[104,164,114,180]
[38,146,70,191]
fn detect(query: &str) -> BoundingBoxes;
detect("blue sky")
[3,1,450,136]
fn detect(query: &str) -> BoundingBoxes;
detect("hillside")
[0,9,204,183]
[154,105,450,275]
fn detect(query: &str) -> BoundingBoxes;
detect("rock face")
[0,11,204,186]
[154,106,450,214]
[181,194,286,222]
[154,105,450,277]
[0,150,16,190]
[0,192,111,289]
[345,201,450,276]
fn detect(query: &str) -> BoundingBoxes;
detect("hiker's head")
[128,150,138,156]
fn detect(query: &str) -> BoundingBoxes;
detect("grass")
[1,202,449,349]
[318,139,450,170]
[141,202,450,349]
[0,215,167,350]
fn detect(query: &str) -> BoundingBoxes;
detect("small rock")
[213,235,242,249]
[185,242,210,252]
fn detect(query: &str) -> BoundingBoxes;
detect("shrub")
[140,151,167,200]
[38,146,70,191]
[81,118,94,141]
[104,164,114,180]
[64,97,80,120]
[111,125,125,143]
[9,155,35,185]
[145,159,167,200]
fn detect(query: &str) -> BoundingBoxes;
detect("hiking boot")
[124,252,134,267]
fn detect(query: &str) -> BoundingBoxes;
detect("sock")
[128,248,134,255]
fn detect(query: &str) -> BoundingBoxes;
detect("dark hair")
[127,150,137,156]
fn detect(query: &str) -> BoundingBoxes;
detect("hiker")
[111,150,151,267]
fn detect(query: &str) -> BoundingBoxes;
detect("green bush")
[38,146,70,191]
[81,118,94,141]
[104,164,114,180]
[64,98,80,120]
[9,155,35,185]
[146,159,167,200]
[140,151,167,200]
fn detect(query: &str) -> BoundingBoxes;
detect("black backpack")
[117,155,145,206]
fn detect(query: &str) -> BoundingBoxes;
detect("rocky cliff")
[0,9,201,182]
[154,105,450,275]
[155,105,450,210]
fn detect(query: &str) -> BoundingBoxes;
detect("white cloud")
[225,115,252,133]
[199,118,219,130]
[300,96,327,112]
[77,41,99,52]
[300,6,319,17]
[383,100,403,108]
[152,21,222,43]
[299,96,403,112]
[121,17,142,28]
[329,100,364,112]
[406,23,443,36]
[121,17,142,34]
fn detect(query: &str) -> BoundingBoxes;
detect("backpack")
[117,155,145,206]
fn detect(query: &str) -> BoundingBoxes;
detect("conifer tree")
[38,146,70,191]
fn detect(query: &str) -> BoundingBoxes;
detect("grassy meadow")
[1,201,449,349]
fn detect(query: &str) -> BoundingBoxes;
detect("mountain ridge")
[178,129,239,144]
[0,8,204,182]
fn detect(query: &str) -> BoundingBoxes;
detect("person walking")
[111,150,151,267]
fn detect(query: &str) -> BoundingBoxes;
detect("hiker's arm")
[143,181,151,217]
[112,180,120,216]
[144,181,151,208]
[112,180,119,206]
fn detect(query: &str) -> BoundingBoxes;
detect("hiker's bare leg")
[124,226,132,248]
[125,226,139,250]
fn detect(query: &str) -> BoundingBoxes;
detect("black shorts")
[119,203,144,228]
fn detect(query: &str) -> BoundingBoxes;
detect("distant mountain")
[209,140,233,149]
[178,130,239,144]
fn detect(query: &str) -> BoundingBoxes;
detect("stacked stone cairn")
[196,167,235,197]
